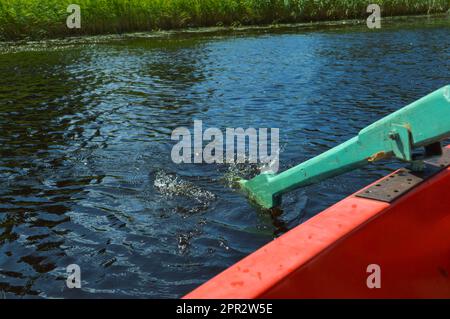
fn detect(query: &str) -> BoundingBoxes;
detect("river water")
[0,16,449,298]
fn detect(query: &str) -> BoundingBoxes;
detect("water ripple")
[0,17,449,298]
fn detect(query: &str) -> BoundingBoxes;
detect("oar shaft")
[240,85,450,209]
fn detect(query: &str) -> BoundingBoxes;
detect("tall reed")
[0,0,449,40]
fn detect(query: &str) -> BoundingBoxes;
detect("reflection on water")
[0,17,449,298]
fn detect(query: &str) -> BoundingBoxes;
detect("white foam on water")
[153,170,215,204]
[222,142,288,188]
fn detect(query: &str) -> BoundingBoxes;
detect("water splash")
[222,161,260,188]
[221,142,289,188]
[153,170,215,205]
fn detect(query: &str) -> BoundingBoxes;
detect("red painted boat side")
[185,161,450,298]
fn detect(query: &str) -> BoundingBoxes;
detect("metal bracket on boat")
[389,123,413,162]
[356,148,450,203]
[239,85,450,209]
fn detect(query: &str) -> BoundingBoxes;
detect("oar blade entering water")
[239,173,280,209]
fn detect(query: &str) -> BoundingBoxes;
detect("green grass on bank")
[0,0,449,40]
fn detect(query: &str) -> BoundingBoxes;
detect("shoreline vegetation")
[0,0,449,41]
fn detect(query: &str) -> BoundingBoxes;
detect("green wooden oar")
[240,85,450,209]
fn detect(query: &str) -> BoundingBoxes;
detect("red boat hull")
[185,153,450,298]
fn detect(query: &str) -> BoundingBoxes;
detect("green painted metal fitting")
[240,85,450,209]
[388,131,399,140]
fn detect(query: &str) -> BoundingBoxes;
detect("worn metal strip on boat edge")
[355,148,450,203]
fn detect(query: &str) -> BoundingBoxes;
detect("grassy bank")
[0,0,449,40]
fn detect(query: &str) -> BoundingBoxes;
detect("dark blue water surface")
[0,16,449,298]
